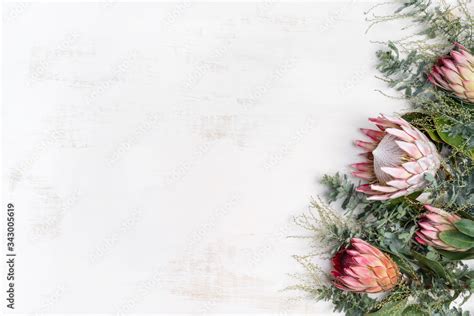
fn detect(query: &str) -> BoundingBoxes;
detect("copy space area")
[3,2,411,313]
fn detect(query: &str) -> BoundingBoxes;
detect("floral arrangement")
[291,1,474,315]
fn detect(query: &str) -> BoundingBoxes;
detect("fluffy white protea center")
[372,134,405,185]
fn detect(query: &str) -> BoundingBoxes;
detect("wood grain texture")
[3,1,471,314]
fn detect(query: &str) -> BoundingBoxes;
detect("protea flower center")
[372,134,405,185]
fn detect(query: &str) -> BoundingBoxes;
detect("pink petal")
[464,80,474,90]
[349,266,375,279]
[425,213,450,225]
[366,194,391,201]
[351,240,384,257]
[419,222,436,231]
[352,171,375,181]
[339,276,365,290]
[449,83,466,94]
[434,223,454,231]
[385,128,414,142]
[361,128,385,141]
[402,161,423,174]
[401,125,421,140]
[356,184,379,195]
[406,173,425,185]
[381,114,410,128]
[441,58,457,72]
[430,71,450,89]
[333,282,352,291]
[451,50,469,65]
[351,162,372,172]
[386,179,409,189]
[386,189,408,199]
[424,205,443,214]
[419,229,438,239]
[417,157,435,171]
[431,239,452,249]
[355,140,377,151]
[353,254,381,267]
[346,249,360,256]
[458,66,473,81]
[380,167,412,179]
[414,139,431,156]
[396,141,422,159]
[370,185,399,193]
[415,234,429,245]
[368,117,397,129]
[442,67,463,84]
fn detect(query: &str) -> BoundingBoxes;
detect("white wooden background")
[2,1,472,314]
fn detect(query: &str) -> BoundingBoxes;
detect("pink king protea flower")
[415,205,469,252]
[352,114,441,200]
[428,43,474,102]
[331,238,400,293]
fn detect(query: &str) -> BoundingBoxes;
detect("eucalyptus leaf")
[454,219,474,237]
[412,251,449,279]
[402,305,429,316]
[367,298,407,316]
[436,249,474,261]
[434,117,474,159]
[439,230,474,250]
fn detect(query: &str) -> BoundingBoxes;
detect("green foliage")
[314,286,377,316]
[292,1,474,315]
[367,298,408,316]
[321,173,367,211]
[455,219,474,237]
[372,0,474,100]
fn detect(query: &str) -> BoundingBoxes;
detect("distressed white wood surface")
[3,1,472,314]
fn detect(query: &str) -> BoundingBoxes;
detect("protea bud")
[331,238,400,293]
[415,205,469,252]
[428,43,474,102]
[352,114,441,200]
